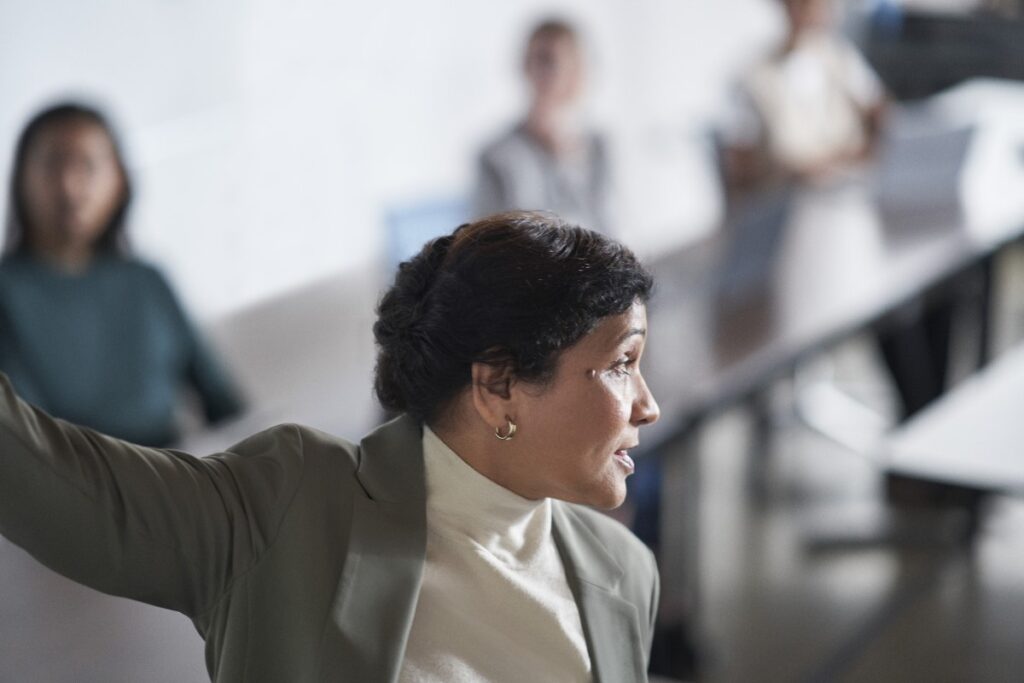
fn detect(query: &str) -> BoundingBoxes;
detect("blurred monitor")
[864,5,1024,100]
[385,197,469,268]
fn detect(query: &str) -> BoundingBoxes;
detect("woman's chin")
[578,480,628,511]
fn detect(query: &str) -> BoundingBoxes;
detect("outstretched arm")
[0,374,302,618]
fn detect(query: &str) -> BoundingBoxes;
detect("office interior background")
[3,0,1024,681]
[0,0,769,320]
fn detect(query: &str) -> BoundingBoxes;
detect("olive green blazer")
[0,375,659,682]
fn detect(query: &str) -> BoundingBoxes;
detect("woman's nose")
[632,374,660,426]
[57,166,87,202]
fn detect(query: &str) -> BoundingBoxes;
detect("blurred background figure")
[0,102,244,447]
[720,0,886,195]
[471,18,612,234]
[719,0,956,422]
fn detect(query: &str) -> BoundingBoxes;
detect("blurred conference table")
[886,341,1024,496]
[640,78,1024,670]
[640,79,1024,677]
[3,79,1024,681]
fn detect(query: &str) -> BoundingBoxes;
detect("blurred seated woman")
[0,211,660,682]
[0,102,244,446]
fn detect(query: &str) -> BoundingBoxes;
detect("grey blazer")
[0,375,659,682]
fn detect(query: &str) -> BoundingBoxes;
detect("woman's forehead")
[579,303,648,352]
[32,120,111,153]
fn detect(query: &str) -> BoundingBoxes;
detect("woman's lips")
[614,450,635,473]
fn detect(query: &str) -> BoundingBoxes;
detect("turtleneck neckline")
[422,426,551,568]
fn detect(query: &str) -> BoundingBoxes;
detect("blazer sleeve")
[0,373,303,618]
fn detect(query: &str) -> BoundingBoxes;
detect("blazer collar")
[552,503,624,591]
[553,503,648,683]
[320,415,427,683]
[354,413,426,505]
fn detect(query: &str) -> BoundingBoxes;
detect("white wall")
[0,0,781,320]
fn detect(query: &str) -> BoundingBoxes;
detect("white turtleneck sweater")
[398,427,592,683]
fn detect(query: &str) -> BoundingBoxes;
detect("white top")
[398,427,592,683]
[722,31,884,169]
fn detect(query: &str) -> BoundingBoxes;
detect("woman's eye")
[610,357,634,376]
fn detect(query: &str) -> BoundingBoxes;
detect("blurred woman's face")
[21,120,126,256]
[510,301,660,509]
[524,32,584,109]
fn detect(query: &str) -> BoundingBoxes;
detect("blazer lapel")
[553,504,648,683]
[319,416,427,683]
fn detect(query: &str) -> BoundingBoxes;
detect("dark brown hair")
[373,211,653,423]
[527,18,578,46]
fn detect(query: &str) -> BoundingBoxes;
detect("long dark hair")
[4,102,132,256]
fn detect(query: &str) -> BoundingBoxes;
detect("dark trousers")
[877,299,955,421]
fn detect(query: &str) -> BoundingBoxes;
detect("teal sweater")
[0,253,243,446]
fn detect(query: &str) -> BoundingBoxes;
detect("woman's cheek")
[598,378,632,423]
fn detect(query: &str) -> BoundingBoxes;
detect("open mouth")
[613,450,635,473]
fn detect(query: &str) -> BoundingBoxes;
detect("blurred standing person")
[720,0,886,196]
[720,0,955,422]
[0,102,244,446]
[473,19,612,234]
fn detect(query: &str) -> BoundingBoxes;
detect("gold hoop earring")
[494,418,517,441]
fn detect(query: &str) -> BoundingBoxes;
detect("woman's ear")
[470,361,517,430]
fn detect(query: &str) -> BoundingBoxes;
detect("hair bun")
[373,233,457,413]
[384,233,454,333]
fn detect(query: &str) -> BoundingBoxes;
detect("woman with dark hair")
[0,211,660,681]
[0,102,244,446]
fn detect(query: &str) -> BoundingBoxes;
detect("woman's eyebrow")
[615,327,646,345]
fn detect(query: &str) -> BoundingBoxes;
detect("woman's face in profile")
[511,301,659,509]
[21,120,125,255]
